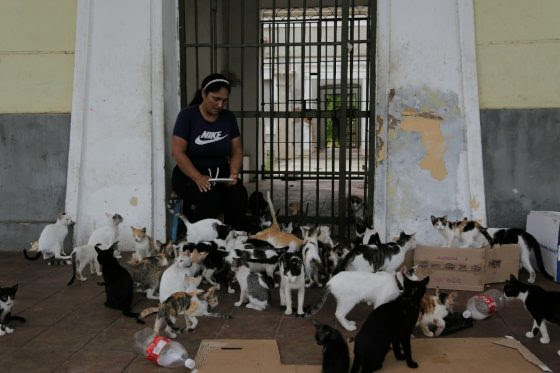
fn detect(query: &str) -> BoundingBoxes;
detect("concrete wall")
[474,0,560,228]
[0,1,76,250]
[374,0,485,244]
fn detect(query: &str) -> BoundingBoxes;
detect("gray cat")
[233,252,274,311]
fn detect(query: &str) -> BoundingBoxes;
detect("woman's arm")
[229,137,243,185]
[172,135,211,192]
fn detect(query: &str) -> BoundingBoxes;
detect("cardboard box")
[410,244,520,291]
[526,211,560,282]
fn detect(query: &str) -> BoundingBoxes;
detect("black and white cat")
[233,252,273,311]
[305,267,419,331]
[24,212,74,263]
[279,251,306,315]
[335,232,416,275]
[175,212,232,244]
[88,213,123,258]
[488,228,552,283]
[504,274,560,353]
[350,196,366,223]
[0,285,25,336]
[312,320,350,373]
[351,275,430,372]
[95,242,143,323]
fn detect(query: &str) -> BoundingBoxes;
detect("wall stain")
[388,88,396,103]
[375,115,386,166]
[470,197,480,210]
[401,108,447,181]
[130,196,138,206]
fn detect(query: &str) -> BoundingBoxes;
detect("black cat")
[95,242,144,323]
[351,275,430,372]
[312,320,350,373]
[504,274,560,349]
[0,284,25,335]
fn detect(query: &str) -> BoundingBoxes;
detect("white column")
[66,0,166,249]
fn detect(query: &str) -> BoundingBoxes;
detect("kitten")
[0,285,25,336]
[24,212,74,263]
[250,192,304,250]
[504,274,560,352]
[336,232,416,275]
[351,276,430,372]
[130,241,174,299]
[305,267,419,331]
[487,228,552,283]
[173,211,232,244]
[88,213,123,258]
[302,231,325,288]
[129,226,154,264]
[417,288,458,337]
[67,244,103,285]
[95,242,143,322]
[350,195,366,223]
[158,250,202,303]
[312,320,350,373]
[279,251,306,315]
[233,252,273,311]
[431,215,492,248]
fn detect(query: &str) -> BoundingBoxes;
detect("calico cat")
[279,251,306,315]
[250,192,304,250]
[487,228,552,283]
[335,232,416,275]
[0,285,25,336]
[67,244,103,285]
[504,274,560,352]
[130,241,174,299]
[95,243,143,323]
[351,275,430,372]
[305,267,419,331]
[129,226,154,264]
[417,288,457,337]
[88,213,123,258]
[431,215,492,248]
[24,212,74,263]
[233,252,274,311]
[312,320,350,373]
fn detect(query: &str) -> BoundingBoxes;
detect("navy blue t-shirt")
[173,105,240,177]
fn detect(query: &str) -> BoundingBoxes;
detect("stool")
[170,198,183,243]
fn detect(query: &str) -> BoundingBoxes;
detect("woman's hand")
[195,174,211,192]
[228,173,239,186]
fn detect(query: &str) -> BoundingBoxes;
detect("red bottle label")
[476,294,496,314]
[145,335,170,363]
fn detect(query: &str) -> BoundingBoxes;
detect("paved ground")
[1,251,560,372]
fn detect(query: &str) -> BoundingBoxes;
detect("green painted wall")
[474,0,560,109]
[0,0,76,113]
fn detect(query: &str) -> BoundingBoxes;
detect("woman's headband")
[203,79,230,91]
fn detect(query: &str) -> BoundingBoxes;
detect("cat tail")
[67,251,78,286]
[23,247,41,260]
[122,309,146,324]
[139,306,159,319]
[303,286,330,317]
[522,232,553,280]
[480,226,495,247]
[8,315,26,324]
[266,191,279,227]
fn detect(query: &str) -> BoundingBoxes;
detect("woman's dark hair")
[189,73,231,106]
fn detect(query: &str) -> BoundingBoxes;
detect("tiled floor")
[1,251,560,372]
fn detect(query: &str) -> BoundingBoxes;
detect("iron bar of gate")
[339,0,349,233]
[178,0,187,108]
[315,2,323,218]
[210,0,217,72]
[183,40,371,48]
[299,2,306,220]
[347,0,355,238]
[331,3,338,226]
[194,0,199,89]
[367,0,377,221]
[284,0,291,219]
[270,0,276,199]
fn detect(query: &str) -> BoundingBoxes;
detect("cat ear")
[443,215,448,221]
[311,319,321,328]
[95,244,102,254]
[430,215,437,224]
[421,276,430,287]
[509,274,517,282]
[142,227,146,233]
[130,225,135,231]
[11,284,18,292]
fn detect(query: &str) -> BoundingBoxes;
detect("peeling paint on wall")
[375,115,386,166]
[400,108,448,181]
[470,197,480,210]
[130,196,138,206]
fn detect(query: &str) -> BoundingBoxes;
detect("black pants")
[171,166,248,230]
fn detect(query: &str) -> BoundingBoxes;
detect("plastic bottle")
[134,328,197,371]
[462,289,506,320]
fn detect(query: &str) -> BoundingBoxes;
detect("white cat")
[302,233,323,288]
[175,213,232,244]
[66,243,108,285]
[24,212,74,263]
[88,213,123,258]
[158,250,203,303]
[279,252,306,315]
[305,268,418,331]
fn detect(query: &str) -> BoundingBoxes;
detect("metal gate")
[180,0,376,235]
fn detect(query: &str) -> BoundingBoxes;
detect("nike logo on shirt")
[194,130,229,145]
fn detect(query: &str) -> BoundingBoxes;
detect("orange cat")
[129,226,154,265]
